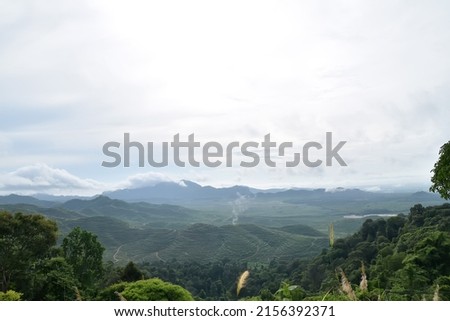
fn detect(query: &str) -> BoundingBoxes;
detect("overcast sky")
[1,0,449,195]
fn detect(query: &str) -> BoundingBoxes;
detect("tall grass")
[433,284,440,301]
[360,262,368,292]
[74,287,82,301]
[237,270,250,296]
[339,269,356,300]
[329,223,334,247]
[115,291,127,301]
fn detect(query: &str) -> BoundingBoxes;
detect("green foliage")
[430,141,450,200]
[435,276,450,300]
[2,201,450,302]
[259,288,275,300]
[30,257,79,300]
[296,203,450,300]
[121,261,144,282]
[101,279,194,301]
[97,282,128,301]
[240,296,262,301]
[0,290,22,301]
[0,212,58,292]
[123,279,194,301]
[274,282,306,301]
[134,259,292,300]
[62,227,105,290]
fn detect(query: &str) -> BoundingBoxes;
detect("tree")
[430,141,450,199]
[0,212,58,292]
[121,261,144,282]
[62,227,105,290]
[31,257,79,301]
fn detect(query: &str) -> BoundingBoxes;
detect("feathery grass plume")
[74,287,82,301]
[114,291,127,301]
[359,262,368,292]
[339,269,356,301]
[329,223,335,247]
[433,284,440,301]
[237,270,250,296]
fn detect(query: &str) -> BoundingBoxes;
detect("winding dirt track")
[113,245,124,262]
[155,251,166,263]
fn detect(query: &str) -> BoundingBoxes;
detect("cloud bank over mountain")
[0,163,434,196]
[0,164,173,196]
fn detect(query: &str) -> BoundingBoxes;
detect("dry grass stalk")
[114,291,127,301]
[74,287,82,301]
[236,270,250,296]
[360,262,368,292]
[340,269,356,300]
[433,284,440,301]
[329,223,335,247]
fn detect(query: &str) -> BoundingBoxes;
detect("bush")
[99,278,194,301]
[0,290,22,301]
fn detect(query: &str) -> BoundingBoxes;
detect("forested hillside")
[298,203,450,300]
[123,203,450,300]
[2,203,449,301]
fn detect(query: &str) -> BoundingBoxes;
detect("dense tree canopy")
[30,257,79,301]
[298,203,450,300]
[430,141,450,200]
[0,212,57,292]
[62,227,105,290]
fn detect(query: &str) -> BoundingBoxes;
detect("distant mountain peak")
[103,179,254,202]
[0,194,55,207]
[178,180,201,188]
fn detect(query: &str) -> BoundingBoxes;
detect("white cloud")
[0,164,106,196]
[0,162,434,196]
[116,172,173,189]
[362,186,382,193]
[0,164,182,195]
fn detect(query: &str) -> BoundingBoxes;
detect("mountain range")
[1,180,443,205]
[0,180,446,264]
[104,180,254,202]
